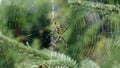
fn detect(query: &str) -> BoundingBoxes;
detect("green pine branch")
[0,32,77,67]
[68,0,120,13]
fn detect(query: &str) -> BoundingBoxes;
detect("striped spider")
[51,21,70,49]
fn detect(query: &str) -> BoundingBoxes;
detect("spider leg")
[61,36,68,49]
[56,33,68,49]
[54,33,68,49]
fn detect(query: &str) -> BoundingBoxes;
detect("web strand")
[51,0,55,22]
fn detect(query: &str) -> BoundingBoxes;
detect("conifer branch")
[68,0,120,13]
[0,32,77,67]
[0,32,50,60]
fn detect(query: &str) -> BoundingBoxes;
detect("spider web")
[1,0,120,68]
[67,0,120,68]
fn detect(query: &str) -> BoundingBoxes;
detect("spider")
[51,21,70,49]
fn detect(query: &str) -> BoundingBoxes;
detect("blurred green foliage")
[0,0,120,68]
